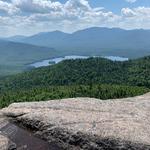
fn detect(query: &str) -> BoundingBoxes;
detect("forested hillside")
[0,40,57,76]
[1,56,150,90]
[0,56,149,108]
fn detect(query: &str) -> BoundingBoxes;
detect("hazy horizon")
[2,26,150,38]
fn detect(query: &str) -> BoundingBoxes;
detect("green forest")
[0,56,149,108]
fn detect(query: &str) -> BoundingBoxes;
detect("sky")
[0,0,150,36]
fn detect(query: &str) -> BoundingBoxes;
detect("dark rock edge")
[7,115,150,150]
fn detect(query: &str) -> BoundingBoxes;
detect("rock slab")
[1,93,150,149]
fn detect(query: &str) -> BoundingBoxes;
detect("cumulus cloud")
[0,0,19,15]
[121,7,150,18]
[0,0,120,36]
[119,7,150,29]
[0,0,149,36]
[121,8,136,17]
[12,0,63,13]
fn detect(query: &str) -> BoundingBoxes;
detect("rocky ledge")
[1,93,150,149]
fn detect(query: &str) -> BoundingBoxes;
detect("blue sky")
[91,0,150,13]
[0,0,150,36]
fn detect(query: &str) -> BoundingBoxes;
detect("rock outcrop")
[1,93,150,149]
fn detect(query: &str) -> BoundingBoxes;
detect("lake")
[29,55,129,68]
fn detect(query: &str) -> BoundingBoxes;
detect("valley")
[0,40,58,76]
[1,27,150,77]
[9,27,150,59]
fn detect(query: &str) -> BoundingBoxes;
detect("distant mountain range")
[5,35,27,42]
[6,27,150,58]
[1,27,150,76]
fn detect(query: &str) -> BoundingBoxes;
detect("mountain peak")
[34,30,68,36]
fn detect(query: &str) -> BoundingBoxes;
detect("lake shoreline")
[29,55,129,68]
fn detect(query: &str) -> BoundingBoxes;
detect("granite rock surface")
[1,93,150,149]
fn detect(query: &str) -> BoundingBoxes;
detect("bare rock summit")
[1,93,150,149]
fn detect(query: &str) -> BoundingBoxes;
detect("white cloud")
[0,0,19,15]
[120,7,150,29]
[121,8,136,17]
[0,0,120,36]
[12,0,63,13]
[0,0,150,36]
[121,7,150,18]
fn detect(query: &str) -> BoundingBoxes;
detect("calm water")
[29,55,129,68]
[103,56,129,61]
